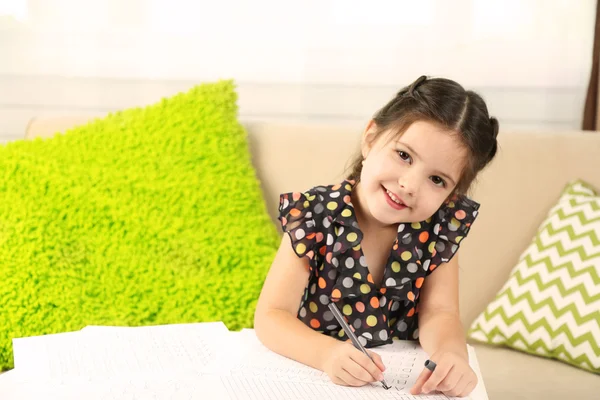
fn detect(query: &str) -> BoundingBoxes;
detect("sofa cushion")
[0,80,280,370]
[468,180,600,374]
[471,342,600,399]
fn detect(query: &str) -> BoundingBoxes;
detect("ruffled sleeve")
[278,189,325,262]
[433,195,480,264]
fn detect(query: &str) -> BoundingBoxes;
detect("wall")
[0,0,595,141]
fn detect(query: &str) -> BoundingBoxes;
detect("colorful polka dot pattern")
[278,180,480,348]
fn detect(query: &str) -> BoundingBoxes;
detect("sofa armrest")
[25,115,102,140]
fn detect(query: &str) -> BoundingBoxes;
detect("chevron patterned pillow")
[468,180,600,374]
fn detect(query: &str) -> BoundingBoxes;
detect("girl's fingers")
[366,350,386,372]
[344,356,377,383]
[410,367,433,394]
[450,377,470,398]
[438,370,464,395]
[349,350,385,382]
[459,380,477,398]
[337,368,369,387]
[422,364,453,393]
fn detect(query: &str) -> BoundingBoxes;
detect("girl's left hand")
[409,351,477,398]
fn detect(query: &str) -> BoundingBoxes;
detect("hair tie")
[489,117,499,140]
[408,75,427,96]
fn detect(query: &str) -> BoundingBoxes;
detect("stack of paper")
[1,322,234,399]
[0,323,489,399]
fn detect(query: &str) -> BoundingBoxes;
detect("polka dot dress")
[278,180,480,347]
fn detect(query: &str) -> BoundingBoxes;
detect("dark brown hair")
[347,75,499,195]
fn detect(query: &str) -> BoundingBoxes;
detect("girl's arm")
[416,253,468,359]
[254,234,385,386]
[254,234,336,370]
[410,252,478,397]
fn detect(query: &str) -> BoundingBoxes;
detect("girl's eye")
[397,151,412,163]
[431,176,446,187]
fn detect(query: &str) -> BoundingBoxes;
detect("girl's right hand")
[322,341,387,387]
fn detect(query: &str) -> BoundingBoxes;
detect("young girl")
[254,75,499,398]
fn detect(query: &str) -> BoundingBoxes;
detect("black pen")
[328,302,390,390]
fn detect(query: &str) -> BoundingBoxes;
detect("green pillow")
[0,80,279,370]
[468,180,600,374]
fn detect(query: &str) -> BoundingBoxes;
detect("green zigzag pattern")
[565,182,596,196]
[490,289,599,326]
[531,236,600,263]
[540,204,600,232]
[468,326,598,372]
[565,199,600,212]
[543,220,600,244]
[522,253,600,284]
[499,269,600,305]
[473,307,600,356]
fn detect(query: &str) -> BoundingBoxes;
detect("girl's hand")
[410,351,477,397]
[322,341,386,387]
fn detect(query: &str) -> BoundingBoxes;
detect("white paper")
[12,331,92,377]
[79,321,229,334]
[12,322,232,382]
[218,330,481,400]
[1,373,231,400]
[0,369,15,382]
[219,376,454,400]
[8,324,488,400]
[467,345,489,400]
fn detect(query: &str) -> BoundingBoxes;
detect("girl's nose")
[398,174,419,197]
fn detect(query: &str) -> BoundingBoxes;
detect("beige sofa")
[20,117,600,399]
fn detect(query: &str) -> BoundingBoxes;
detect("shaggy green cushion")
[0,80,279,370]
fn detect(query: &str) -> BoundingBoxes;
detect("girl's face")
[357,120,468,226]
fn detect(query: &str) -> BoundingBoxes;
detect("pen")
[327,302,390,390]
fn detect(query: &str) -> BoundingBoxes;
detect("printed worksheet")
[218,330,487,400]
[219,376,459,400]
